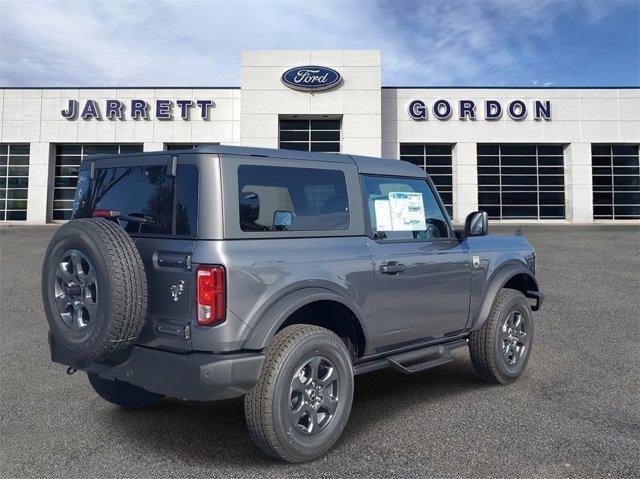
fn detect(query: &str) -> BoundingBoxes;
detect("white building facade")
[1,50,638,224]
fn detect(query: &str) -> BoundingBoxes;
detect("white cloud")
[0,0,623,86]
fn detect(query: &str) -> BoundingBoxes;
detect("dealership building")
[0,50,638,224]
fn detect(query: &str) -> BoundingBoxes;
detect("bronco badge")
[170,280,185,302]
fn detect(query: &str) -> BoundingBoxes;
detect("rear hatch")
[73,153,199,352]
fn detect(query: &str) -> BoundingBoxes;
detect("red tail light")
[92,209,117,218]
[196,265,226,326]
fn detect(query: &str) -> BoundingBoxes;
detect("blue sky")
[0,0,638,87]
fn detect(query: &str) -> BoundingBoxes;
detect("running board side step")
[353,339,468,375]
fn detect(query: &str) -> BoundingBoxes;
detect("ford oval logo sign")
[281,66,342,92]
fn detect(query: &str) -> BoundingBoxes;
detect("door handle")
[379,262,406,275]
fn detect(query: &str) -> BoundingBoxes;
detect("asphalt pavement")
[1,224,639,478]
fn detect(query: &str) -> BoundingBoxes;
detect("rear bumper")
[49,333,265,401]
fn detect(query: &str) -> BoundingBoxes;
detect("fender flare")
[242,287,367,351]
[471,264,541,332]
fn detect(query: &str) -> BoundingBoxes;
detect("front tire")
[469,288,534,384]
[88,373,164,409]
[244,325,354,463]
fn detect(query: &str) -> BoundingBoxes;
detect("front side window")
[238,165,349,232]
[362,175,449,241]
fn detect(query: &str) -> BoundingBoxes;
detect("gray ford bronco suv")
[43,145,543,462]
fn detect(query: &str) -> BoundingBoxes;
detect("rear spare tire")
[42,218,147,362]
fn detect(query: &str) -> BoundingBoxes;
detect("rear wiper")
[92,209,152,224]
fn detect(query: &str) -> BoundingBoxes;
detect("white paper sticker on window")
[388,192,426,231]
[374,199,392,231]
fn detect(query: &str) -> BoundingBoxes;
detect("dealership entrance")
[0,50,638,224]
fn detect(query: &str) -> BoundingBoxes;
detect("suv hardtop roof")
[83,144,426,178]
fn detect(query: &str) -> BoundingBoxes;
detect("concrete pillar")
[143,142,165,152]
[26,142,54,224]
[564,142,593,223]
[452,142,478,223]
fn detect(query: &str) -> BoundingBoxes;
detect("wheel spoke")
[309,356,322,382]
[70,252,83,277]
[503,343,512,358]
[72,307,81,329]
[57,261,74,281]
[55,292,70,311]
[318,366,337,388]
[291,372,307,394]
[320,395,338,416]
[293,404,312,421]
[83,299,97,321]
[308,409,319,434]
[84,268,96,286]
[77,305,91,328]
[513,312,523,330]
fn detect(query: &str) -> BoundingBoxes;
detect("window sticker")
[388,192,426,231]
[374,199,392,231]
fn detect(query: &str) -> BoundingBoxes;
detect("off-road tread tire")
[42,218,147,362]
[469,288,529,384]
[244,325,350,462]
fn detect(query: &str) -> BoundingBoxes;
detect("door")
[72,156,200,352]
[361,175,472,349]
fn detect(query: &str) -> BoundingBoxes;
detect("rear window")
[238,165,349,232]
[73,164,198,236]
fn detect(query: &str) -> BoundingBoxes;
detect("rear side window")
[238,165,349,232]
[73,164,198,236]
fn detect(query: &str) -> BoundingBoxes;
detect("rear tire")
[469,288,534,384]
[88,373,164,409]
[244,325,354,463]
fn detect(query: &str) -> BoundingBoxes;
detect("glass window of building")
[592,145,640,219]
[477,144,566,220]
[400,144,453,217]
[0,144,30,221]
[165,143,219,150]
[53,144,143,220]
[279,119,341,153]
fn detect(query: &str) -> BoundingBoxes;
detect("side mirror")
[273,210,293,230]
[464,211,488,237]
